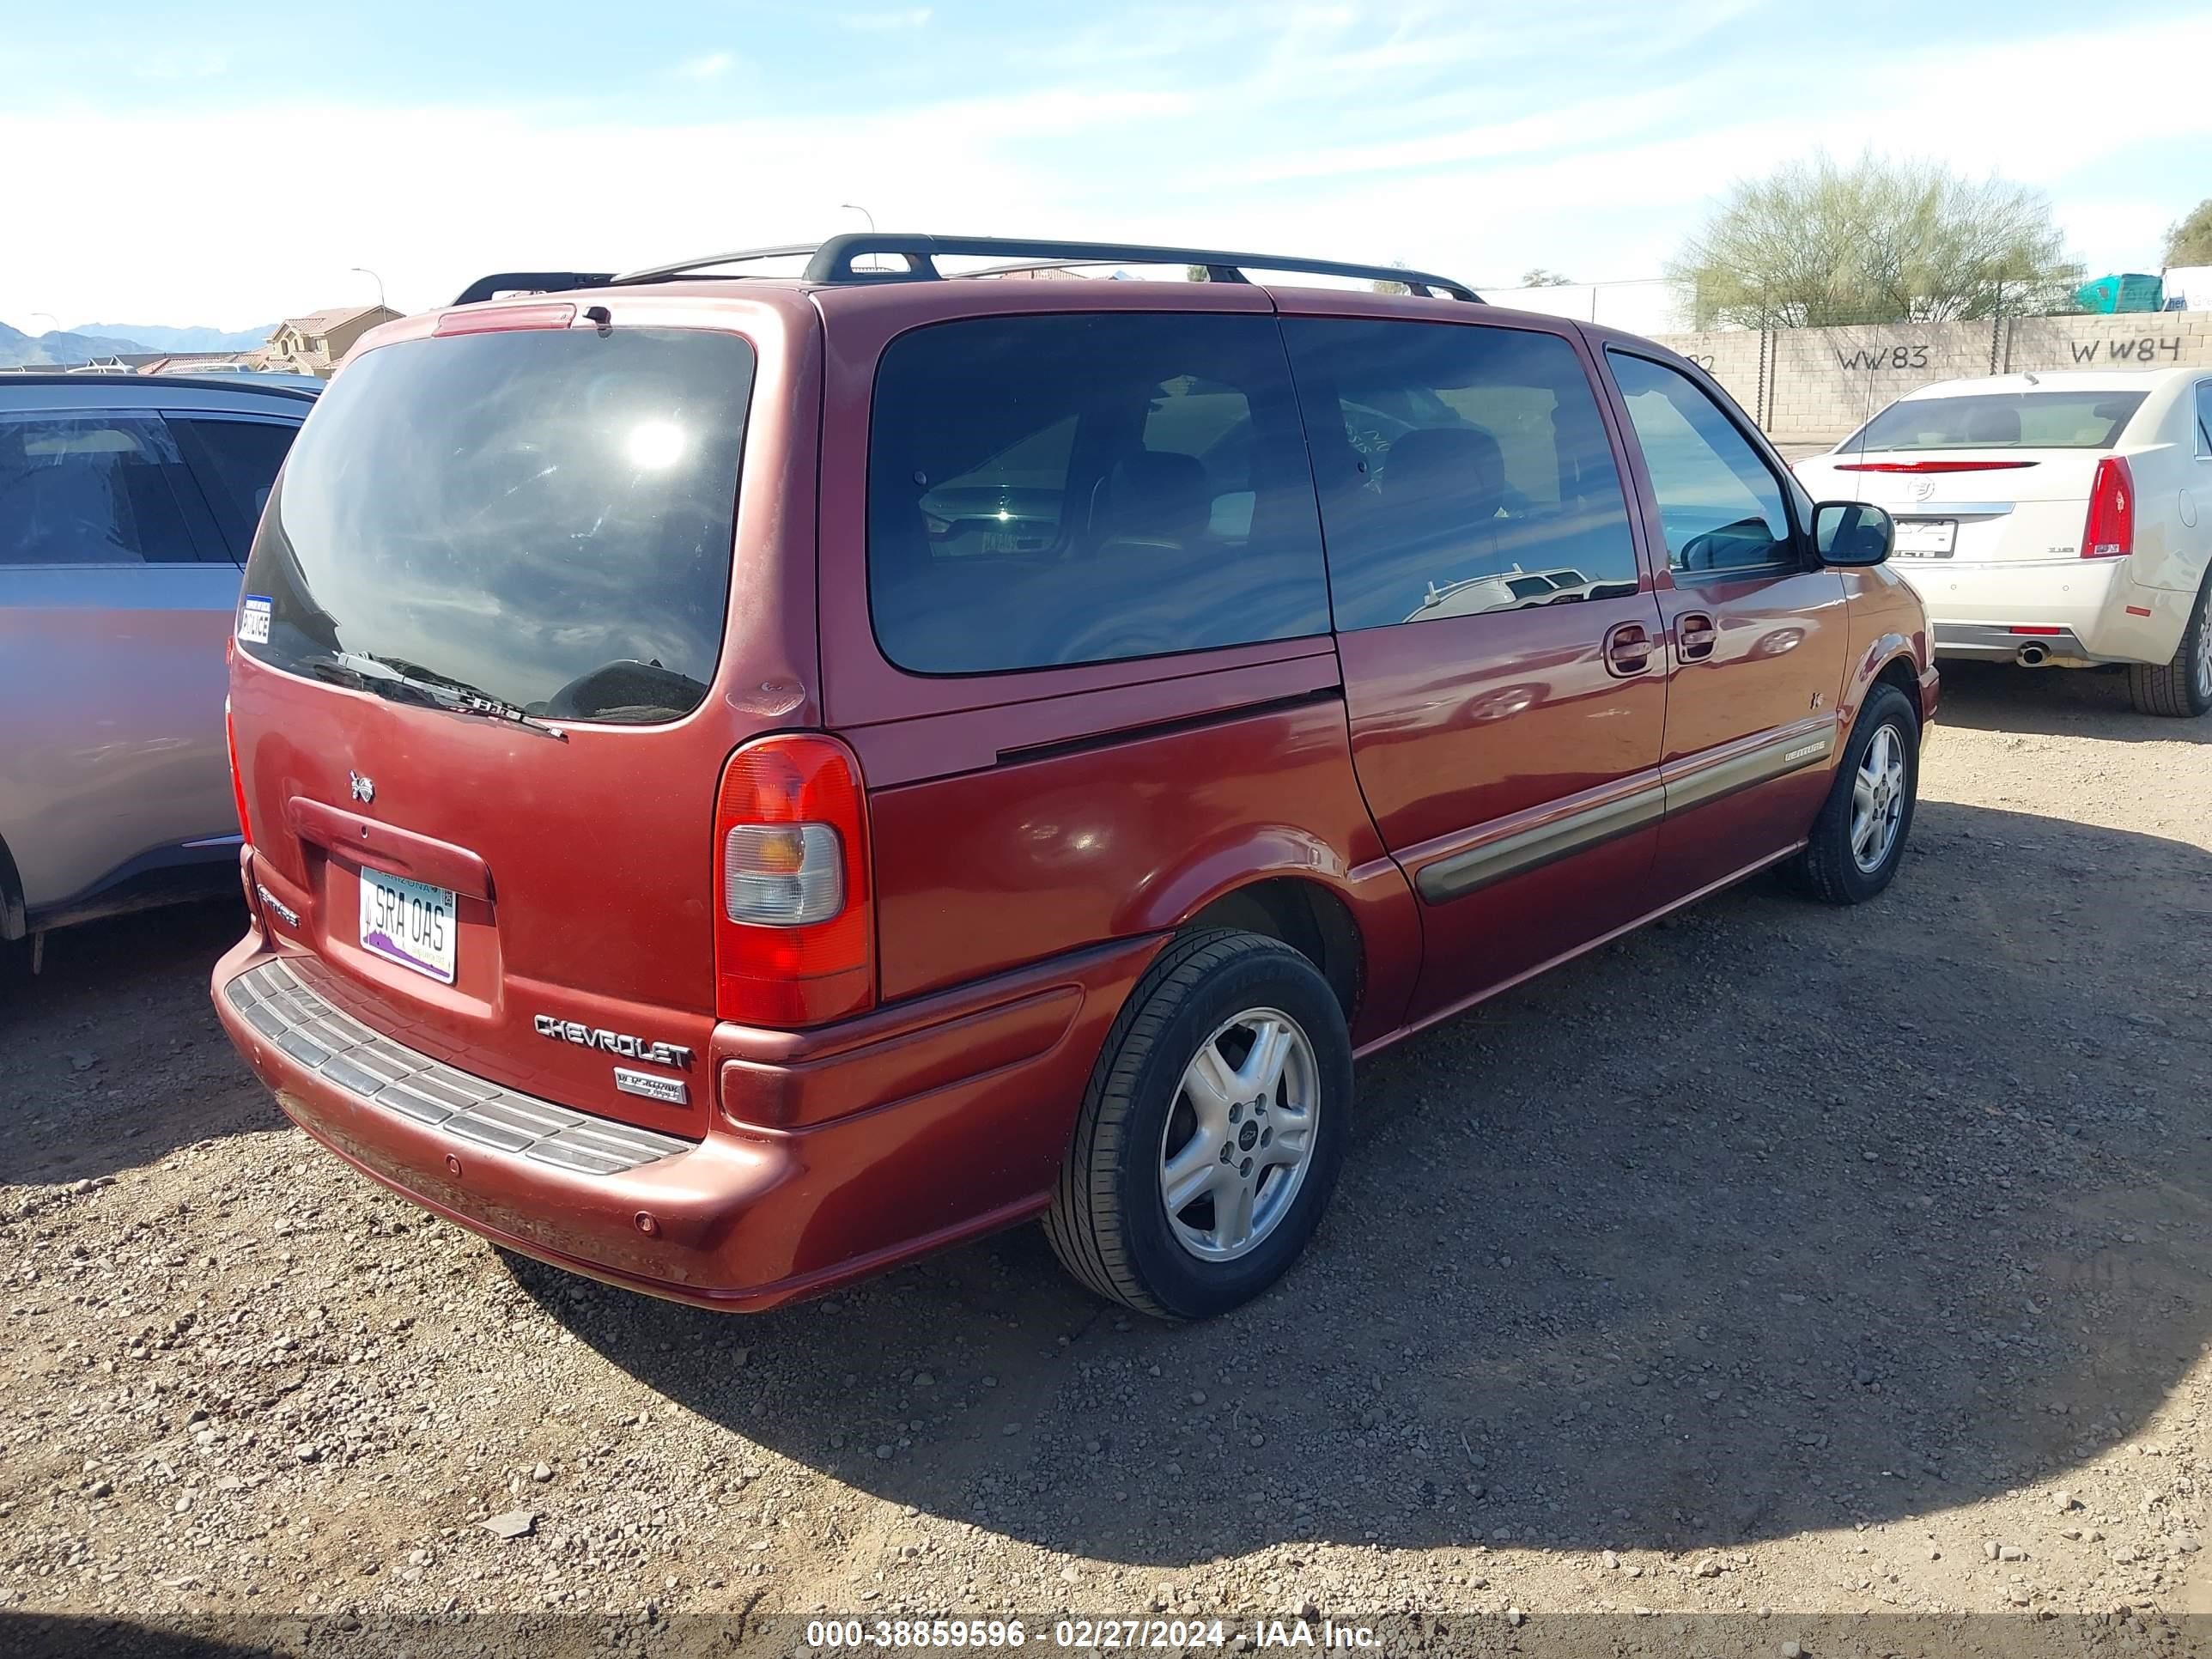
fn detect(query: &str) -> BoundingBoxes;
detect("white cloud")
[5,7,2208,327]
[2046,197,2181,275]
[1204,82,1713,190]
[1129,10,2212,288]
[673,51,735,81]
[0,101,1045,325]
[837,7,932,31]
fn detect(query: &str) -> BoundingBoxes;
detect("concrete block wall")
[1761,321,1996,446]
[1647,328,1764,415]
[1647,313,2212,447]
[2002,312,2212,377]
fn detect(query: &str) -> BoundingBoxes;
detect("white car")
[1794,368,2212,716]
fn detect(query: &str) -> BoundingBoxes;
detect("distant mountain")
[0,320,153,369]
[74,322,275,353]
[0,318,276,369]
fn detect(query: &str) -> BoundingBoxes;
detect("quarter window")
[0,415,203,566]
[1608,352,1795,574]
[866,313,1331,675]
[172,416,301,562]
[2195,381,2211,458]
[1280,319,1640,629]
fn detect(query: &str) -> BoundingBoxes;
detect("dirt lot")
[3,663,2208,1656]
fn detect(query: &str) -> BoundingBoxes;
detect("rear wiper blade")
[329,652,568,742]
[306,656,450,710]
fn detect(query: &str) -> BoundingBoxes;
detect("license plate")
[359,868,456,984]
[1893,518,1956,557]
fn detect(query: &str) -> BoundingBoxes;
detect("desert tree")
[1670,153,2080,328]
[2165,199,2212,267]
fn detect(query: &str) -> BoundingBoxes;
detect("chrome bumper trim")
[225,959,695,1176]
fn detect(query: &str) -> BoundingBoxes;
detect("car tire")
[2126,575,2212,718]
[1044,928,1352,1321]
[1784,684,1920,906]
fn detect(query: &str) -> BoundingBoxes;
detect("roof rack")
[607,244,823,287]
[451,270,617,306]
[568,234,1480,301]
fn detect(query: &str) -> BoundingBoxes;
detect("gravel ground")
[2,660,2208,1656]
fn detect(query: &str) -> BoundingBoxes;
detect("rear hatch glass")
[238,325,755,723]
[1843,390,2145,453]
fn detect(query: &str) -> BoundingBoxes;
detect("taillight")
[712,735,873,1028]
[2081,457,2134,559]
[224,696,252,846]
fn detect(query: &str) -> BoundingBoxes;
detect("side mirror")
[1813,501,1893,568]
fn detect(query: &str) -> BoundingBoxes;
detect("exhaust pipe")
[2014,641,2050,667]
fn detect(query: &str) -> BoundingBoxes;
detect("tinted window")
[867,313,1330,674]
[1609,352,1793,573]
[2196,382,2211,457]
[173,416,300,561]
[1847,390,2148,453]
[1282,319,1638,629]
[240,328,754,723]
[0,415,201,565]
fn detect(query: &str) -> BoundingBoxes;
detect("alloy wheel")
[1850,721,1908,874]
[2194,596,2212,704]
[1158,1007,1320,1262]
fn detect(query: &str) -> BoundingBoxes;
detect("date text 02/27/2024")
[803,1619,1387,1650]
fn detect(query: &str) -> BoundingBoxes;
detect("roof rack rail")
[608,244,823,286]
[450,270,617,306]
[602,234,1481,301]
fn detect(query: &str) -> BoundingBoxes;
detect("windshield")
[239,325,755,723]
[1844,390,2146,453]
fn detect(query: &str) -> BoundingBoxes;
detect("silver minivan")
[0,373,315,955]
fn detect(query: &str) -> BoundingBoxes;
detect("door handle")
[1678,611,1717,662]
[1603,622,1656,677]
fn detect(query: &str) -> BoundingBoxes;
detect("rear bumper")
[1905,557,2188,665]
[212,928,1162,1311]
[1934,623,2092,663]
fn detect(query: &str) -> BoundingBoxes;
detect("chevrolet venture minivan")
[214,234,1937,1321]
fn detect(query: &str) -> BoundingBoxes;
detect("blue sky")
[4,0,2208,330]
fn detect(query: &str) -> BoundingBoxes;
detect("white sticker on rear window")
[238,594,272,645]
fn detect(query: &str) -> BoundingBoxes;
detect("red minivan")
[213,234,1938,1321]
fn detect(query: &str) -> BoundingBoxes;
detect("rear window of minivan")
[866,313,1331,675]
[239,326,754,723]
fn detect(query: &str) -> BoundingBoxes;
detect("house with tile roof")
[254,304,401,377]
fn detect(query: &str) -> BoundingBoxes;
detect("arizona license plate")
[1893,518,1956,557]
[359,867,456,983]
